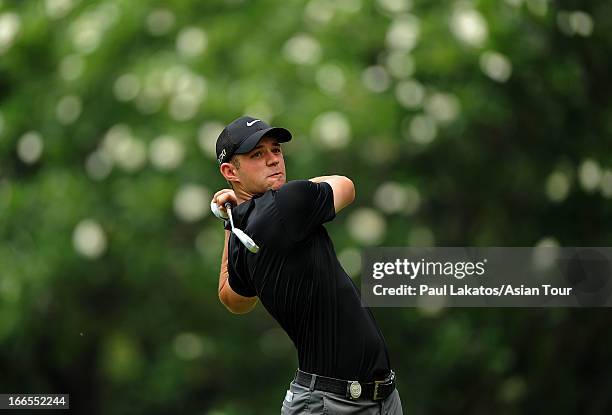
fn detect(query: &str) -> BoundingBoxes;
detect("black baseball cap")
[216,116,292,164]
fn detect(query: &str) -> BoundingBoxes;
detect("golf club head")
[232,228,260,254]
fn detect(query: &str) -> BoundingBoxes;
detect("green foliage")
[1,0,611,413]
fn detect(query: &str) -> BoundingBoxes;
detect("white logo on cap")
[246,119,260,127]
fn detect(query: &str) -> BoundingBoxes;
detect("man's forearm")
[218,230,231,294]
[218,230,258,314]
[308,175,343,183]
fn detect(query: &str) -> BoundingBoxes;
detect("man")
[211,115,403,414]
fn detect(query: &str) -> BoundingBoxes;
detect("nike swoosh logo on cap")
[246,120,260,127]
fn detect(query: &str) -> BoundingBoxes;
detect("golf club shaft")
[224,202,235,229]
[223,202,260,253]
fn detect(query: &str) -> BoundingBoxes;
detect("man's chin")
[267,177,286,190]
[270,182,285,190]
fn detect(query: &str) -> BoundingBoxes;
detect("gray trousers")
[280,380,403,414]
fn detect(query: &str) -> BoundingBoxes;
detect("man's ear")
[220,162,239,182]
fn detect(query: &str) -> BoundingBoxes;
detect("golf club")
[224,202,260,254]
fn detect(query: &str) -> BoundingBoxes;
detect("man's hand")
[211,189,238,217]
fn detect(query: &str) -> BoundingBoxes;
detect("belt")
[294,369,396,401]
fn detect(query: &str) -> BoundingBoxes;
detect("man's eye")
[251,151,261,158]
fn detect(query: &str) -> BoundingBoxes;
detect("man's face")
[232,136,286,193]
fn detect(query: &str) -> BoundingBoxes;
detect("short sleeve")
[227,236,257,297]
[274,180,336,242]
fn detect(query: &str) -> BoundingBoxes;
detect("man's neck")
[234,186,259,205]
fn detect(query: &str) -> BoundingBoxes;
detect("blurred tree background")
[1,0,611,413]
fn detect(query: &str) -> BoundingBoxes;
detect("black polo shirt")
[227,180,391,381]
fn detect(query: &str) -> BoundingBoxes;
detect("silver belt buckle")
[373,370,395,400]
[348,381,362,399]
[373,380,383,400]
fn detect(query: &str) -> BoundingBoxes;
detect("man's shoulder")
[245,180,331,220]
[247,181,314,226]
[276,180,311,194]
[274,180,329,201]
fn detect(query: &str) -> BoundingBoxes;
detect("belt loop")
[309,374,317,391]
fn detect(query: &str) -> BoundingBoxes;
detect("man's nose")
[265,151,280,166]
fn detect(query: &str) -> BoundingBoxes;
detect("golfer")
[211,115,403,414]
